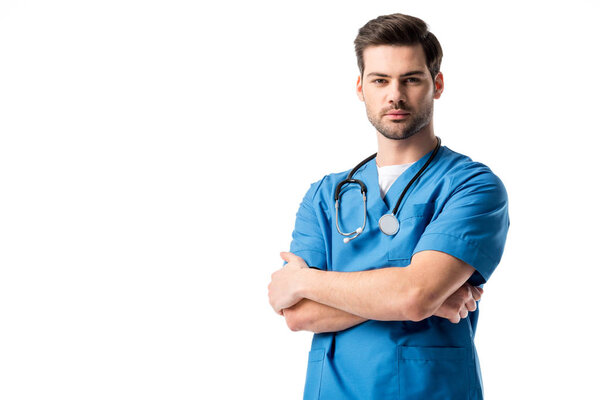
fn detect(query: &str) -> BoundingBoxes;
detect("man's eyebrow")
[366,72,392,78]
[366,71,426,78]
[400,70,426,77]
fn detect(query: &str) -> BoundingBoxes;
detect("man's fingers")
[465,298,477,312]
[269,292,285,316]
[280,252,309,269]
[472,286,483,299]
[280,252,291,262]
[280,251,301,263]
[468,285,483,301]
[450,314,460,324]
[436,284,486,324]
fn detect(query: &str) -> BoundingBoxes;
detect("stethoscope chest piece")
[378,214,399,236]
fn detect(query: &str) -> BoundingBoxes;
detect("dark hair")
[354,13,443,81]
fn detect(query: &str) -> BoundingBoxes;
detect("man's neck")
[375,129,438,167]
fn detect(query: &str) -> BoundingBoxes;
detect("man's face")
[357,44,443,141]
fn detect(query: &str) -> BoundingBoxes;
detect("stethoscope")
[334,137,441,243]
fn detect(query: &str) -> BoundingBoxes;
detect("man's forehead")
[362,44,427,75]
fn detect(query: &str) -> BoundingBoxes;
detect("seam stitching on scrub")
[419,232,498,263]
[295,249,327,256]
[310,176,328,202]
[401,213,429,221]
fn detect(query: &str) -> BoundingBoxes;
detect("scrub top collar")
[360,146,445,213]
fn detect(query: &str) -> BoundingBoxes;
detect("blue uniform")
[289,146,510,400]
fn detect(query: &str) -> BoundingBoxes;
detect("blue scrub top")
[289,146,510,400]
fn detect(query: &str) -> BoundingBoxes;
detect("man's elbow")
[398,289,438,322]
[404,305,434,322]
[283,308,311,332]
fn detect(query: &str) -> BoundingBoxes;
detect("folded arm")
[269,250,477,322]
[282,282,481,333]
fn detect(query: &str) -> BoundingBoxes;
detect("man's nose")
[386,82,406,105]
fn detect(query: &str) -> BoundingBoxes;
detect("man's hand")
[268,252,309,315]
[432,283,483,323]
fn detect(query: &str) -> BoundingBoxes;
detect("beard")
[366,100,434,141]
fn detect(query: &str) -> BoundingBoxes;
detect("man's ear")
[434,72,444,99]
[356,75,365,102]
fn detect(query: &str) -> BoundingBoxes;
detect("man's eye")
[372,79,387,84]
[405,77,420,84]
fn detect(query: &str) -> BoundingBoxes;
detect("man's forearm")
[298,267,419,321]
[284,283,481,331]
[295,251,475,321]
[283,299,367,333]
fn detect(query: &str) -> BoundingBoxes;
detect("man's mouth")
[384,110,410,119]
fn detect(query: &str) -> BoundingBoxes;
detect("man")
[268,13,509,400]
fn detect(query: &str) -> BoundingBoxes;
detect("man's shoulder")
[438,146,508,200]
[440,147,505,184]
[303,168,354,202]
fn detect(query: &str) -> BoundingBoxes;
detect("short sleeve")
[413,170,509,284]
[288,181,328,270]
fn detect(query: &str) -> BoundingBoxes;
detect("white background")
[1,1,598,399]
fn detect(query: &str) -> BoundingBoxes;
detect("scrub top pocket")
[398,346,468,400]
[303,348,325,400]
[388,203,435,261]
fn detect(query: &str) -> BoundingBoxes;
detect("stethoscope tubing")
[334,137,441,242]
[390,137,441,215]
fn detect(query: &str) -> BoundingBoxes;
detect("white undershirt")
[377,163,415,199]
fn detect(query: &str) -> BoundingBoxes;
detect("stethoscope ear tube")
[334,179,367,201]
